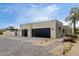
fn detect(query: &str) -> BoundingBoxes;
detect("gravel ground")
[0,39,23,56]
[0,36,61,56]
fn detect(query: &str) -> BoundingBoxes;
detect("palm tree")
[65,7,79,34]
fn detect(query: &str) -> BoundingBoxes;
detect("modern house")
[20,20,72,38]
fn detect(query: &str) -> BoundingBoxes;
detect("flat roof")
[20,19,62,26]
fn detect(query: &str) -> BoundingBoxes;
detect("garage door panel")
[32,28,50,38]
[22,29,27,37]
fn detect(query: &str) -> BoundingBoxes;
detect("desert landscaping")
[0,3,79,56]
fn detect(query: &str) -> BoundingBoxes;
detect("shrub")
[63,42,73,55]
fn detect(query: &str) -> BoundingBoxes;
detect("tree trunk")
[73,20,76,34]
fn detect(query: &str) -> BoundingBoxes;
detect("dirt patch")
[32,39,56,46]
[65,41,79,56]
[48,43,63,56]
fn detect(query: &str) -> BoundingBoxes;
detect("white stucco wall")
[3,30,15,36]
[20,20,56,38]
[20,20,70,38]
[17,30,22,36]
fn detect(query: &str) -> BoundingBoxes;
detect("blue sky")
[0,3,79,29]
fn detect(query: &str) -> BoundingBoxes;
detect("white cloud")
[76,21,79,27]
[42,4,59,14]
[63,21,69,25]
[33,16,50,22]
[17,4,60,24]
[59,20,69,25]
[60,20,79,28]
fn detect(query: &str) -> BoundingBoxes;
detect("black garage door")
[32,28,50,38]
[22,29,27,37]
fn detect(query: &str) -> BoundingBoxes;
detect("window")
[59,27,61,29]
[63,29,65,33]
[52,28,53,31]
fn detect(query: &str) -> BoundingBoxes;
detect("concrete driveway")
[0,36,61,56]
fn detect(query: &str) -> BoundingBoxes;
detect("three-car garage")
[20,20,64,38]
[22,28,51,38]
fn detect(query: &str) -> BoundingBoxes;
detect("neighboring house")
[3,29,18,36]
[63,25,72,36]
[20,20,71,38]
[76,28,79,34]
[3,30,16,36]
